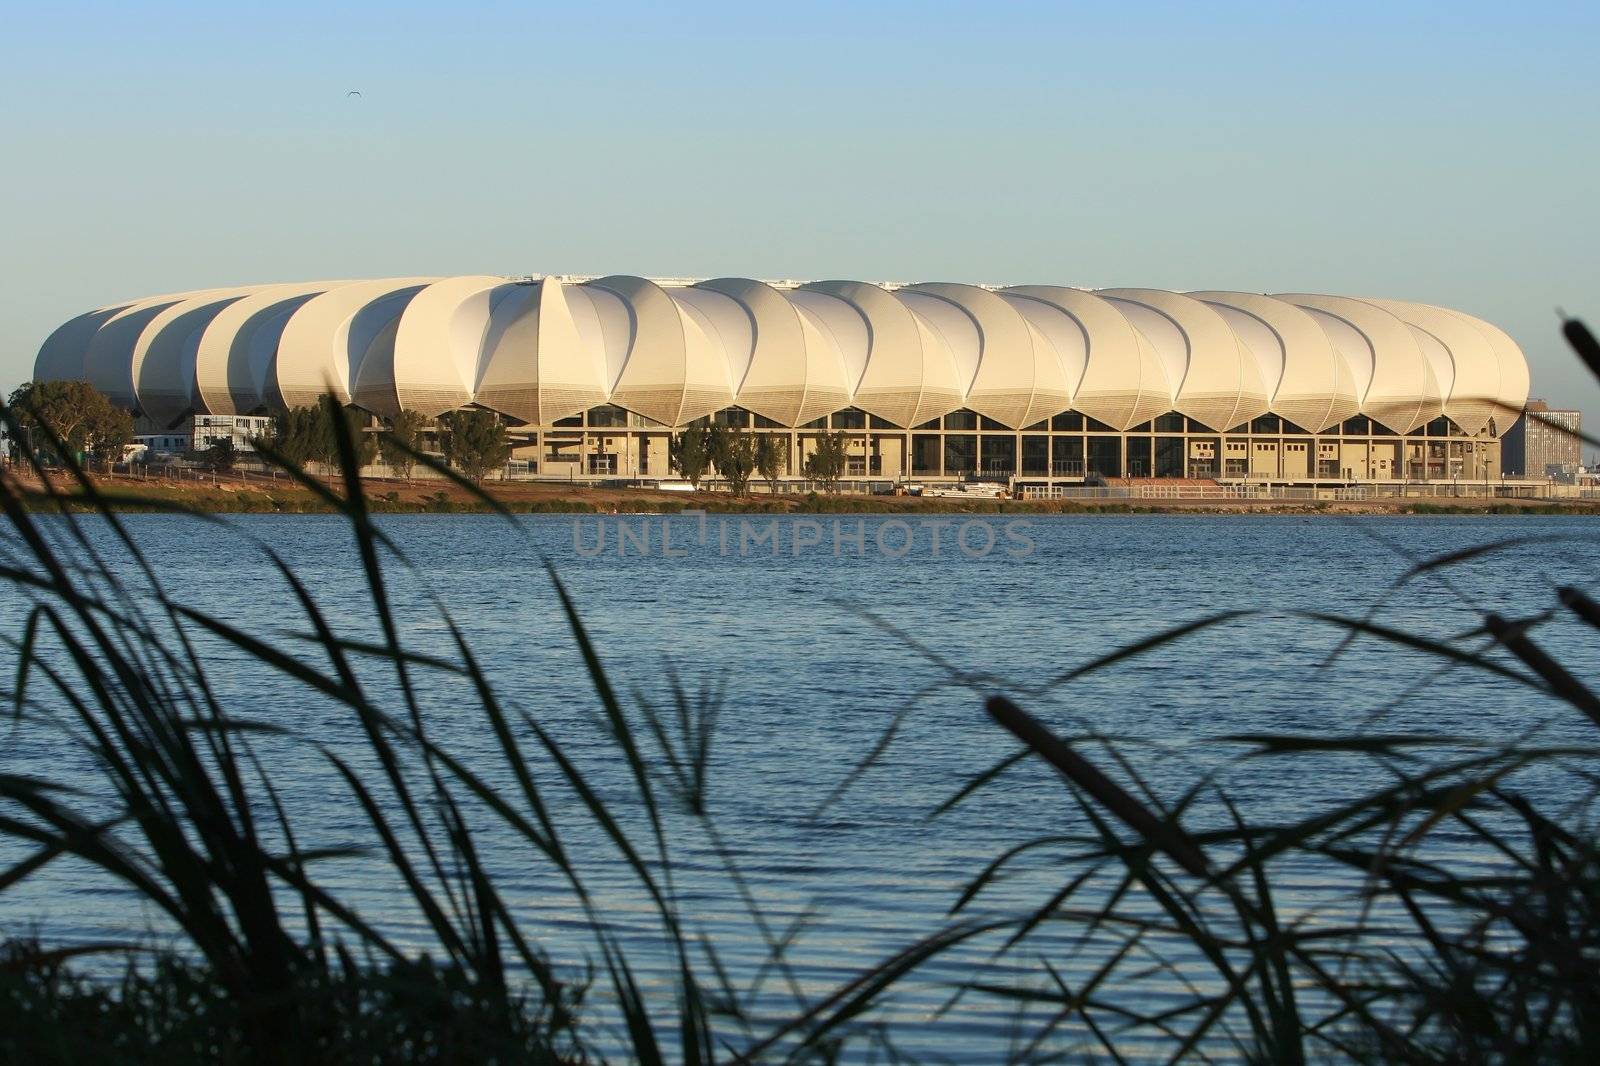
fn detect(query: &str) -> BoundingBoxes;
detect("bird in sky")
[347,90,362,98]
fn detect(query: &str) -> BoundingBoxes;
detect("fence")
[1017,482,1560,502]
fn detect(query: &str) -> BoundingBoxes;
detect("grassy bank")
[10,469,1600,516]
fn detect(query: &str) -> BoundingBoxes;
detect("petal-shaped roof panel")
[1001,287,1170,430]
[133,288,258,427]
[902,283,1071,428]
[1362,299,1502,436]
[589,276,734,426]
[1275,294,1442,433]
[694,278,849,426]
[35,304,131,384]
[194,282,338,414]
[997,292,1087,397]
[1190,291,1359,432]
[787,289,870,393]
[362,275,507,418]
[471,278,608,425]
[1439,308,1530,434]
[86,290,221,409]
[670,285,754,390]
[1097,289,1268,431]
[274,278,435,410]
[799,281,962,428]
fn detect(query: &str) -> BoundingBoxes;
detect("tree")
[379,410,427,480]
[314,403,378,470]
[86,404,135,464]
[6,380,133,464]
[706,423,729,476]
[202,437,237,474]
[715,427,758,496]
[670,425,712,489]
[264,402,376,472]
[803,431,849,492]
[440,409,511,484]
[265,407,320,468]
[755,434,784,493]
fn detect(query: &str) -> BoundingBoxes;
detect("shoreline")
[7,471,1600,517]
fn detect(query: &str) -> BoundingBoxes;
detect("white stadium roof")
[35,276,1530,434]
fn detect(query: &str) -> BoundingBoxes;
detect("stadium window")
[1021,435,1049,474]
[1052,412,1084,431]
[830,408,866,430]
[943,434,977,473]
[1154,413,1185,433]
[587,405,628,427]
[911,434,941,475]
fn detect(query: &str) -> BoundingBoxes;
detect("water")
[3,512,1599,1059]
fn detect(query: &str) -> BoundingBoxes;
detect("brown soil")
[6,468,1596,516]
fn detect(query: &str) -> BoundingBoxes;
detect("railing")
[1019,481,1557,502]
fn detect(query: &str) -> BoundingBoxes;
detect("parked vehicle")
[921,482,1008,499]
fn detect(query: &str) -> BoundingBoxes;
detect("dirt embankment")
[7,470,1598,517]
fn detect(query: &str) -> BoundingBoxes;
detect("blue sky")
[4,1,1598,435]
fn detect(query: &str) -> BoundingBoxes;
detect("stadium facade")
[34,276,1530,484]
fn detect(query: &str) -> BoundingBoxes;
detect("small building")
[132,414,273,461]
[190,413,274,451]
[133,414,273,452]
[1502,400,1581,480]
[132,432,192,460]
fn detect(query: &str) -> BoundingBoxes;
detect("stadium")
[34,276,1530,486]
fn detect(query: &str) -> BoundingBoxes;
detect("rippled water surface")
[4,512,1599,1059]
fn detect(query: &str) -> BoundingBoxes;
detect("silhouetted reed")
[0,317,1596,1062]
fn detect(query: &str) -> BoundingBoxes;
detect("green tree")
[264,403,376,472]
[6,380,133,464]
[315,404,378,470]
[202,437,237,474]
[755,434,784,493]
[706,423,730,475]
[716,428,758,496]
[379,410,428,480]
[441,409,511,484]
[802,431,849,492]
[265,407,320,468]
[670,425,712,489]
[86,405,135,464]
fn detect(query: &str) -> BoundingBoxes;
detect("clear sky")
[4,1,1598,438]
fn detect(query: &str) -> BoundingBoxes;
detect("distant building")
[133,413,272,461]
[1501,400,1581,479]
[190,413,273,450]
[132,432,191,460]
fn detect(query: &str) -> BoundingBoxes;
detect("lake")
[3,512,1597,1060]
